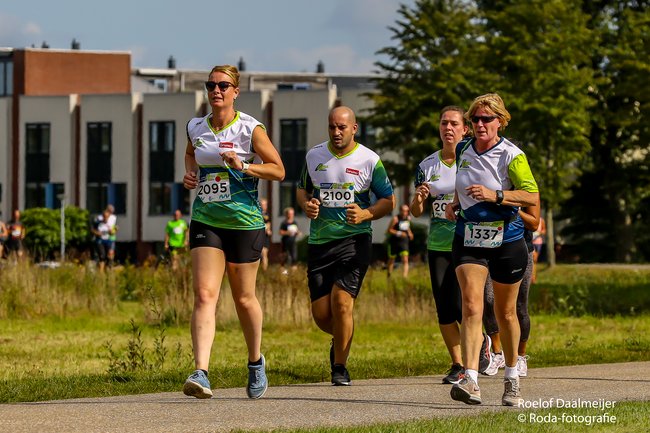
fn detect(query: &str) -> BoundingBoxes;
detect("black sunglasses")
[205,81,236,92]
[470,115,498,124]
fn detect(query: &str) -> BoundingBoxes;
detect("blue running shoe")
[247,354,268,399]
[182,369,213,399]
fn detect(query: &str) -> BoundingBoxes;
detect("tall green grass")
[2,261,648,322]
[0,261,649,402]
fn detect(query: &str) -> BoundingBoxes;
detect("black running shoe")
[478,333,492,375]
[329,339,335,372]
[442,363,464,384]
[331,364,351,386]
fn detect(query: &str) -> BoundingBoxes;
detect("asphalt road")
[1,361,648,432]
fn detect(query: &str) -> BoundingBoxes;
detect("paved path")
[1,362,649,432]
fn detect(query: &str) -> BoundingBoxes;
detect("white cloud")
[0,13,42,46]
[23,22,42,37]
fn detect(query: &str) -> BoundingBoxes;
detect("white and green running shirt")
[186,111,265,230]
[414,150,456,252]
[298,141,394,244]
[455,137,539,243]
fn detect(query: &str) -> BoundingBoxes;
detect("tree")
[367,0,484,187]
[22,207,91,261]
[560,1,650,262]
[371,0,597,265]
[478,0,597,265]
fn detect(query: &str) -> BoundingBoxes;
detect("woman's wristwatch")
[496,190,504,205]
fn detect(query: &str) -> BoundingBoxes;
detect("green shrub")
[22,207,91,261]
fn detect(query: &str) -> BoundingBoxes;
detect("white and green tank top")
[298,141,394,244]
[414,150,456,252]
[186,111,265,230]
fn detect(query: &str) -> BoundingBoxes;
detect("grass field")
[0,262,649,405]
[247,401,649,433]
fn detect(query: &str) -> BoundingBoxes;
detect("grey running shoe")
[442,363,464,384]
[517,355,529,377]
[502,376,523,406]
[450,375,481,405]
[484,351,505,376]
[478,334,492,375]
[247,354,268,399]
[182,369,213,399]
[331,364,351,386]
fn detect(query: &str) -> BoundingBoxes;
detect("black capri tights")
[483,250,533,342]
[428,250,462,325]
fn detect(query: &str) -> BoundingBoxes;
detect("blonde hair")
[466,93,511,131]
[209,65,240,87]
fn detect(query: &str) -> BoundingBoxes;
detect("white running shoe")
[484,351,505,376]
[517,355,529,377]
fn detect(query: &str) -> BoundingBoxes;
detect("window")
[87,183,108,215]
[0,58,12,96]
[25,123,50,208]
[279,119,307,214]
[109,183,127,215]
[87,183,128,215]
[87,122,112,182]
[149,121,175,215]
[150,182,188,215]
[86,122,113,214]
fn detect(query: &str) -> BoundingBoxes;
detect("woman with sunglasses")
[182,65,285,400]
[445,93,538,406]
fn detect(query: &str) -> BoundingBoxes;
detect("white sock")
[505,366,518,378]
[465,369,479,383]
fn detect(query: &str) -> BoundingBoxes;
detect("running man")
[297,106,395,386]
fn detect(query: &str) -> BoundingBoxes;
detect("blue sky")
[0,0,414,73]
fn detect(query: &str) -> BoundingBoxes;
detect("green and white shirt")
[298,141,393,244]
[455,137,539,243]
[186,111,265,230]
[414,150,456,252]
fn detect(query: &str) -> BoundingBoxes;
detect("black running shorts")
[189,220,265,264]
[452,235,528,284]
[307,233,372,302]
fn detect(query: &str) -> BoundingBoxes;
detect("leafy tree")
[367,0,484,188]
[478,0,596,265]
[560,1,650,262]
[371,0,596,265]
[22,207,91,261]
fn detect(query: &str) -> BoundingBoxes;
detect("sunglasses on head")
[205,81,235,92]
[470,115,498,124]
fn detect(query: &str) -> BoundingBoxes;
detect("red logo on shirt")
[346,168,360,175]
[219,142,234,148]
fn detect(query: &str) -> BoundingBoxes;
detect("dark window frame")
[279,118,307,215]
[87,122,112,183]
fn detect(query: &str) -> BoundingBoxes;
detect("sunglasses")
[205,81,236,92]
[470,115,498,124]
